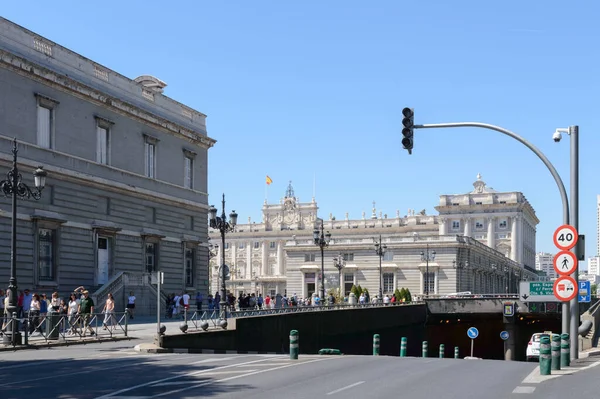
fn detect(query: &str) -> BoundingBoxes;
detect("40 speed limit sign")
[553,225,578,251]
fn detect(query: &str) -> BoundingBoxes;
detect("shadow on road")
[0,356,253,399]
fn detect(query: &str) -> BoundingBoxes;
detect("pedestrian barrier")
[551,334,561,371]
[373,334,380,356]
[290,330,299,360]
[400,337,407,357]
[422,341,428,358]
[439,344,445,358]
[539,335,551,375]
[0,311,129,347]
[560,333,570,367]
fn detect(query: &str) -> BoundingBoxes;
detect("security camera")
[552,131,562,142]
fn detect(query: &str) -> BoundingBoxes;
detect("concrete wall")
[159,304,427,356]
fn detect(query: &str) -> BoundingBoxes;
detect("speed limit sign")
[553,225,578,251]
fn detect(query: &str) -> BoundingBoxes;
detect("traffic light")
[402,107,414,154]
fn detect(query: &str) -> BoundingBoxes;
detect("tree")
[394,288,402,302]
[592,284,597,296]
[405,288,412,303]
[350,285,359,297]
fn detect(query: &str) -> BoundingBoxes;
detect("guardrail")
[0,311,129,347]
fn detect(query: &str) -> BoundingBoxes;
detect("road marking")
[150,370,258,386]
[191,355,257,364]
[513,386,536,394]
[326,381,365,395]
[93,357,278,399]
[145,357,336,398]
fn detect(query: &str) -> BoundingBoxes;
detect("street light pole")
[333,253,346,298]
[0,139,47,346]
[412,120,571,342]
[421,244,436,296]
[208,194,237,328]
[374,235,387,302]
[313,220,331,300]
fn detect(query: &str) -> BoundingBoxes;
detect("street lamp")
[374,235,387,302]
[313,220,331,300]
[333,253,346,298]
[0,139,47,345]
[420,244,436,296]
[208,194,237,328]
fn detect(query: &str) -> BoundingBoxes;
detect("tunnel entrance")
[424,312,561,361]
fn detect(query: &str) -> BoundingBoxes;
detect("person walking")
[102,293,115,331]
[77,290,95,336]
[126,292,136,320]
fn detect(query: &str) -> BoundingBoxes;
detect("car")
[526,332,556,362]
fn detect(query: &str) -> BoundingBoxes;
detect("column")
[510,216,518,262]
[517,217,523,264]
[438,217,447,236]
[261,241,268,275]
[434,270,439,295]
[504,315,516,361]
[463,217,471,238]
[246,243,252,279]
[277,240,284,275]
[487,217,495,249]
[420,271,424,295]
[217,243,223,266]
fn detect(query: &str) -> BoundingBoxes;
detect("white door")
[97,237,109,285]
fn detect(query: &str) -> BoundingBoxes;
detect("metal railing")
[0,311,129,347]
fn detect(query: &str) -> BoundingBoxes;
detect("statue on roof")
[285,181,295,199]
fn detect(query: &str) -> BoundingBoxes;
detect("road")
[0,341,597,398]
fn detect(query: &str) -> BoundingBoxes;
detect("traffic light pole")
[413,121,572,346]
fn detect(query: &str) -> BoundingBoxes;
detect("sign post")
[519,281,559,302]
[579,281,591,303]
[467,327,479,358]
[155,271,164,336]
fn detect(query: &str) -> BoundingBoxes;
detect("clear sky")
[3,1,598,268]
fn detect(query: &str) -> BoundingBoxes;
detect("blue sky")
[3,1,598,267]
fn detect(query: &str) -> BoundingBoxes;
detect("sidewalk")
[0,313,226,351]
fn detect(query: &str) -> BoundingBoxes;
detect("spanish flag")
[266,175,273,185]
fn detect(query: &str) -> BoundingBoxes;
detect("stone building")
[209,177,540,299]
[0,18,213,314]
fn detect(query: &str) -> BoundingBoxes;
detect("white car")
[526,332,555,361]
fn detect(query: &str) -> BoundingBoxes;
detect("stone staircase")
[91,272,167,317]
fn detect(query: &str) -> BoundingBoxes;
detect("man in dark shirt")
[78,290,95,336]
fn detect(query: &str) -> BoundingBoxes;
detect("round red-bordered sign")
[553,225,578,251]
[553,251,578,276]
[553,275,578,302]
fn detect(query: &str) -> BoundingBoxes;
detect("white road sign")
[553,251,578,276]
[553,225,578,251]
[519,281,559,302]
[554,276,578,302]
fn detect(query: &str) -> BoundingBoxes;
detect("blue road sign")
[500,331,509,341]
[579,280,591,303]
[467,327,479,339]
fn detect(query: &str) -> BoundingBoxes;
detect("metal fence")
[0,311,129,347]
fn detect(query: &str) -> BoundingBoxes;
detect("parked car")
[526,332,556,361]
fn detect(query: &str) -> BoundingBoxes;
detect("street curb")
[134,344,283,355]
[0,336,136,351]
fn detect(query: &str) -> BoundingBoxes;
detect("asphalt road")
[0,341,597,399]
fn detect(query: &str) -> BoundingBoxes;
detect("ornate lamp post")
[420,244,436,296]
[374,235,387,302]
[0,139,47,345]
[208,194,237,327]
[333,253,346,297]
[313,220,331,300]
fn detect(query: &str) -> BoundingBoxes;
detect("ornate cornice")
[0,49,216,149]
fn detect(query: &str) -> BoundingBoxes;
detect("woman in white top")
[102,293,115,330]
[126,292,135,319]
[67,293,79,335]
[29,294,41,334]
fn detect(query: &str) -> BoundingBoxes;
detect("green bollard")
[422,341,428,358]
[289,330,299,360]
[439,344,445,358]
[400,337,407,357]
[373,334,380,356]
[539,335,551,376]
[561,333,570,368]
[454,346,459,359]
[551,334,561,370]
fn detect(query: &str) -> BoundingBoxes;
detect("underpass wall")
[159,304,427,355]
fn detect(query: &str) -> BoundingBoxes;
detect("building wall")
[0,18,212,305]
[535,252,556,280]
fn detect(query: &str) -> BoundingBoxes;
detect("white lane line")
[151,370,258,386]
[513,386,536,394]
[191,355,258,364]
[146,357,336,398]
[93,357,277,399]
[326,381,365,395]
